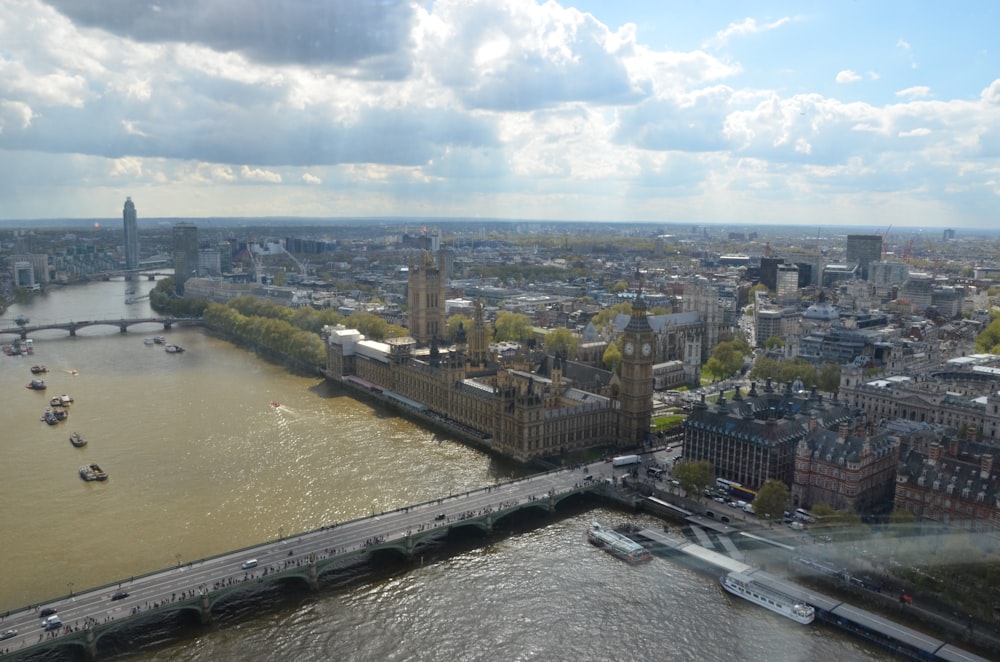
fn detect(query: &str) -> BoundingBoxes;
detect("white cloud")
[703,16,792,49]
[899,128,931,138]
[240,166,282,183]
[0,101,35,132]
[301,173,322,185]
[836,70,862,84]
[896,86,932,99]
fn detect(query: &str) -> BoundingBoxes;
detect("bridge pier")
[484,513,493,533]
[119,323,128,333]
[163,321,173,330]
[69,326,77,336]
[308,557,319,591]
[84,626,97,660]
[199,592,212,624]
[19,330,27,340]
[405,533,415,560]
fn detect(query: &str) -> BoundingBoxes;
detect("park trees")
[672,460,714,497]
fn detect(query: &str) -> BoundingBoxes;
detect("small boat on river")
[79,463,108,481]
[31,365,48,374]
[587,522,652,564]
[69,432,87,448]
[26,379,47,390]
[153,336,166,344]
[164,344,185,353]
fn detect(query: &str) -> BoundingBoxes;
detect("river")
[0,279,893,661]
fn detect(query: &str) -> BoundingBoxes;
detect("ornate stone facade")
[323,296,654,463]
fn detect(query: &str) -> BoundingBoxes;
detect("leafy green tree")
[346,312,390,341]
[975,314,1000,353]
[493,311,533,342]
[602,342,621,371]
[749,356,781,382]
[704,356,728,381]
[817,363,841,393]
[753,479,790,520]
[610,280,629,293]
[764,336,785,350]
[672,460,714,496]
[544,327,578,357]
[447,313,472,342]
[590,302,633,333]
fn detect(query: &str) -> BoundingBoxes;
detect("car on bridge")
[0,629,17,640]
[241,559,258,569]
[111,591,129,601]
[38,608,57,618]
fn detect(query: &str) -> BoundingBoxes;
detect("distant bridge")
[0,317,202,339]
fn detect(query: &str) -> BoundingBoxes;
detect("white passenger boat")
[721,571,814,624]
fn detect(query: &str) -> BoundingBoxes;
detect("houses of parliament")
[323,250,655,463]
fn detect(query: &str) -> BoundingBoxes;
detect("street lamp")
[176,553,182,567]
[67,581,74,597]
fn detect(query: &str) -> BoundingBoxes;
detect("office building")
[775,264,800,306]
[846,234,882,280]
[123,197,140,272]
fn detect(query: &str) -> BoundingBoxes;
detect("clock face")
[624,341,634,356]
[641,342,651,357]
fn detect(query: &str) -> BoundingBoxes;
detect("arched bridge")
[0,467,618,660]
[0,317,202,339]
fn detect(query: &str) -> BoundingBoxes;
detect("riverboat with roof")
[720,571,815,624]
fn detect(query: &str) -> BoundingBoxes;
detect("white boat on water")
[720,571,815,624]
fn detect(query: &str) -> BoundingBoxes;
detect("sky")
[1,0,998,228]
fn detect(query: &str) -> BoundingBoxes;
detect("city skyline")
[1,1,998,228]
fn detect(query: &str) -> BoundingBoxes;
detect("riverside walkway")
[0,467,604,660]
[635,526,990,662]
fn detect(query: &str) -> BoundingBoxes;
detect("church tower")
[407,250,446,346]
[618,294,655,448]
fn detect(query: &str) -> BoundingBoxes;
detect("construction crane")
[880,224,892,258]
[901,237,915,263]
[280,244,309,278]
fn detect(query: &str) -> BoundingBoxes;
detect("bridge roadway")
[0,317,202,339]
[0,466,607,660]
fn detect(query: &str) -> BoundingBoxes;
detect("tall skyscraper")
[172,222,199,295]
[846,234,882,280]
[123,197,140,272]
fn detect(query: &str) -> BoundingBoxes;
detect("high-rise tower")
[172,222,199,295]
[123,197,140,273]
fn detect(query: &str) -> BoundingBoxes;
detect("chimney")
[949,438,959,456]
[838,421,849,440]
[809,413,818,433]
[928,442,942,465]
[981,454,993,479]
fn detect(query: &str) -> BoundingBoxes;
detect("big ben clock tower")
[618,294,654,448]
